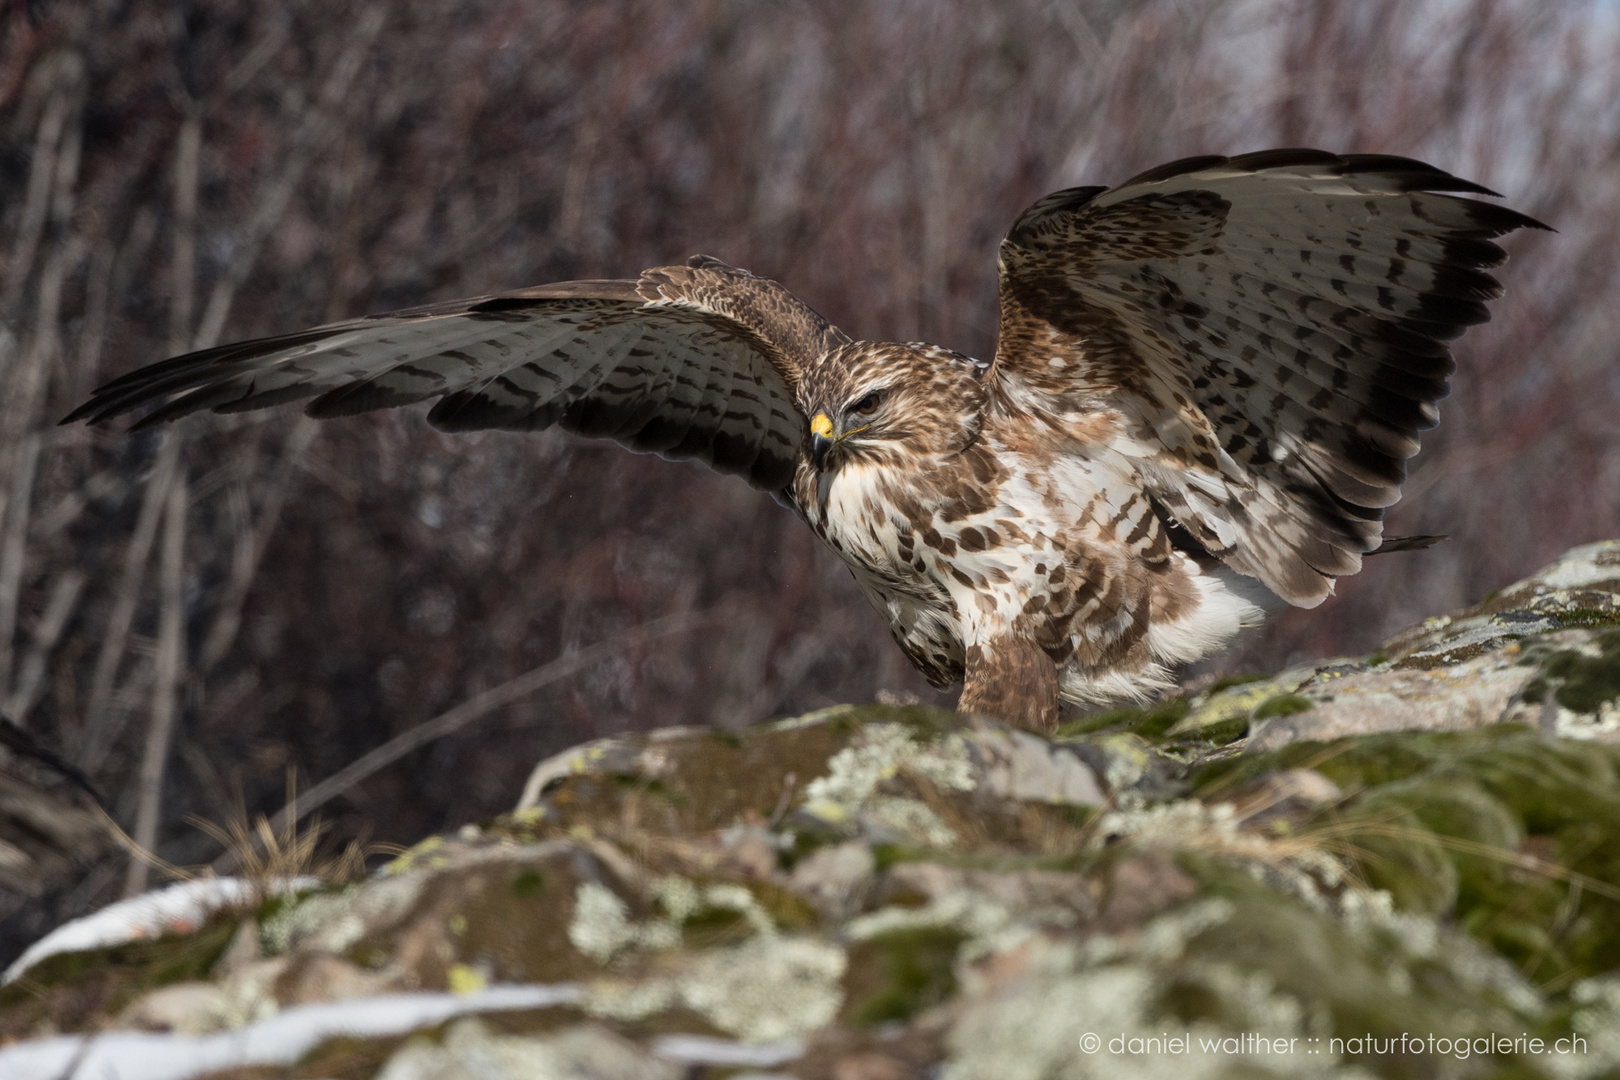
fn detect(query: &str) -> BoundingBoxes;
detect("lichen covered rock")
[6,543,1620,1079]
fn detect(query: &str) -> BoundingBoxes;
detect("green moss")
[1132,697,1191,738]
[739,879,819,932]
[347,940,394,971]
[845,926,965,1026]
[1199,717,1250,745]
[1537,632,1620,713]
[1192,727,1511,795]
[1178,860,1560,1058]
[1394,642,1495,670]
[11,917,237,997]
[1056,705,1149,737]
[378,853,603,987]
[868,843,1091,876]
[1057,698,1189,740]
[871,843,928,871]
[254,888,306,927]
[1193,727,1620,988]
[1552,607,1620,629]
[0,916,240,1037]
[1206,673,1271,694]
[610,774,673,796]
[847,703,968,741]
[1252,693,1315,720]
[679,905,752,947]
[538,714,854,840]
[1335,779,1520,917]
[510,868,546,898]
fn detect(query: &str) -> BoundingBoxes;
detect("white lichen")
[584,935,847,1042]
[863,795,960,847]
[377,1017,679,1080]
[680,935,847,1041]
[847,889,1015,946]
[1097,799,1352,914]
[1555,700,1620,740]
[567,882,680,963]
[570,876,785,966]
[944,900,1362,1080]
[801,722,975,839]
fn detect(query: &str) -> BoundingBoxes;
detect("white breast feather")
[818,439,1281,705]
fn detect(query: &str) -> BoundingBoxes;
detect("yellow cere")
[811,413,833,438]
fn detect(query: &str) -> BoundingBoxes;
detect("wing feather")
[65,257,847,492]
[993,150,1547,604]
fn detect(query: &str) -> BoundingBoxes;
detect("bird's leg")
[959,634,1060,735]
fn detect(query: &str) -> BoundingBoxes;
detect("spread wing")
[991,149,1548,606]
[64,256,847,491]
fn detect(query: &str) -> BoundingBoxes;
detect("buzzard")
[66,149,1544,732]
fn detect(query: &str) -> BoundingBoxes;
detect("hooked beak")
[811,413,835,471]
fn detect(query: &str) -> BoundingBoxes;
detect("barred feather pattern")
[64,261,826,490]
[66,151,1543,731]
[993,148,1547,606]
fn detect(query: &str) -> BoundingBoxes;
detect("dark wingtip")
[1225,147,1343,173]
[1367,533,1449,555]
[60,395,137,427]
[1117,154,1231,187]
[1500,207,1555,234]
[58,401,98,426]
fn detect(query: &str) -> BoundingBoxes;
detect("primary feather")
[992,148,1547,606]
[67,149,1545,731]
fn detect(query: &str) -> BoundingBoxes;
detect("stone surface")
[5,542,1620,1078]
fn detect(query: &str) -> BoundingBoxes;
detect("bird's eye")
[851,391,882,415]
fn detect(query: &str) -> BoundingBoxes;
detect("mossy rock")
[0,915,239,1038]
[843,925,965,1026]
[525,704,968,840]
[1194,727,1620,990]
[1178,864,1552,1062]
[1163,679,1315,743]
[1332,776,1520,917]
[1522,628,1620,714]
[1057,697,1189,739]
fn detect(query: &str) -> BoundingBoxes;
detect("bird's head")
[798,341,987,478]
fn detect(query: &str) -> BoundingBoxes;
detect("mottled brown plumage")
[66,150,1545,732]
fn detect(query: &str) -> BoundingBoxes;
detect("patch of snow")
[650,1033,804,1066]
[0,983,583,1080]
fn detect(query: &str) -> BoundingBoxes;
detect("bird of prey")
[66,149,1544,733]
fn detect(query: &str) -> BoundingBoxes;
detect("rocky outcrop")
[5,542,1620,1079]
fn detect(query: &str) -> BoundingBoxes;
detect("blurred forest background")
[0,0,1615,957]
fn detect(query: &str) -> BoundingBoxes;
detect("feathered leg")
[959,634,1059,734]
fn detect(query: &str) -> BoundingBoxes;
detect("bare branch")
[78,434,179,771]
[5,568,86,725]
[167,110,201,356]
[191,6,385,350]
[212,606,736,872]
[0,69,68,317]
[198,418,317,674]
[0,433,41,691]
[123,469,186,897]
